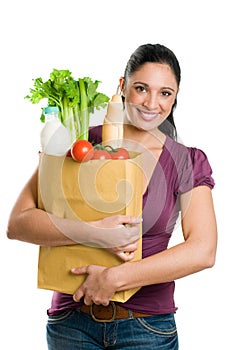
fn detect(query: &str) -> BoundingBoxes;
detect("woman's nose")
[143,92,159,110]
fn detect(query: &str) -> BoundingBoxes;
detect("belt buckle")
[90,301,117,322]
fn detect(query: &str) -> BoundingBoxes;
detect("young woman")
[7,44,217,349]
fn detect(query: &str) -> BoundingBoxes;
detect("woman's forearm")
[108,235,216,292]
[7,200,141,248]
[72,235,216,305]
[7,169,141,248]
[7,208,141,248]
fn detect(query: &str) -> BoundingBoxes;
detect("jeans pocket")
[47,309,74,324]
[136,313,177,337]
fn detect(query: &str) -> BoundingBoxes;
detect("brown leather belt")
[80,301,151,322]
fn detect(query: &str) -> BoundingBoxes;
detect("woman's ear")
[119,77,125,96]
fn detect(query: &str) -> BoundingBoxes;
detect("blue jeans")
[46,308,178,349]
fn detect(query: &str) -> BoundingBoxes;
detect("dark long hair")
[122,44,181,140]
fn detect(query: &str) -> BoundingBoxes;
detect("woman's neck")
[122,124,167,194]
[123,124,166,151]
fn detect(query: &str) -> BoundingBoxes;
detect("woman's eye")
[135,86,146,93]
[162,91,172,97]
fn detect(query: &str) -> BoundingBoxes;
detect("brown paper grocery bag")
[37,152,143,303]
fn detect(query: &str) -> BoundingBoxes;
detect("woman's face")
[120,62,178,131]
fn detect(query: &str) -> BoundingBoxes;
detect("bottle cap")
[43,106,59,114]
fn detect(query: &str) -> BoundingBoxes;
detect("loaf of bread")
[102,94,124,148]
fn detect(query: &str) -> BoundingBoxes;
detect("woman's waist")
[48,282,176,316]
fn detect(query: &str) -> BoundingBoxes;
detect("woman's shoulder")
[166,136,211,164]
[166,137,215,191]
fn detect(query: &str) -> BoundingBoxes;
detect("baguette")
[102,94,124,148]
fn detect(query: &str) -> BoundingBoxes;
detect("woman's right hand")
[89,215,142,261]
[88,214,142,249]
[106,239,139,261]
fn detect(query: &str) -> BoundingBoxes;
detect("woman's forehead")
[128,62,178,89]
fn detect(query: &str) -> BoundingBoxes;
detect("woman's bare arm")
[7,168,77,246]
[7,168,141,256]
[72,186,218,305]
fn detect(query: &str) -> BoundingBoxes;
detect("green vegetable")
[25,69,110,141]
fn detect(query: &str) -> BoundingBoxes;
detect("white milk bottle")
[40,106,71,156]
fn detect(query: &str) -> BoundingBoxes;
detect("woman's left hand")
[71,265,116,306]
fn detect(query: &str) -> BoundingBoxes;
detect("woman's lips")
[139,109,161,121]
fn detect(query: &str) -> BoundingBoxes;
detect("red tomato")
[92,149,112,160]
[111,148,130,160]
[71,140,94,162]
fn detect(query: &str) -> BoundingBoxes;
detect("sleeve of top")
[178,147,215,194]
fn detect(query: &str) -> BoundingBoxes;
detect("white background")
[0,0,232,349]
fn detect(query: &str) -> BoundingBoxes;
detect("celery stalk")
[78,79,89,141]
[25,69,110,141]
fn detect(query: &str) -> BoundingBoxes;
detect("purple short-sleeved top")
[48,126,215,316]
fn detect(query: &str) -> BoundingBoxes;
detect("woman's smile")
[137,108,162,122]
[125,102,164,130]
